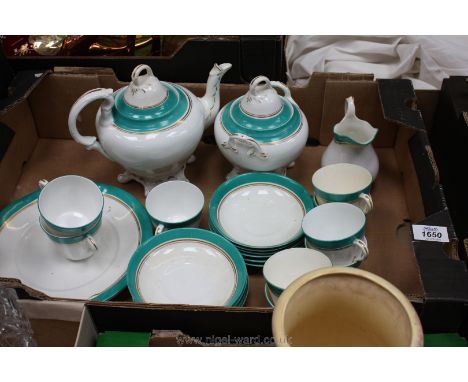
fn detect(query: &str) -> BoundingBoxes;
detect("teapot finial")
[124,64,168,108]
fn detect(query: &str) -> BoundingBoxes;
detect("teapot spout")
[200,63,232,129]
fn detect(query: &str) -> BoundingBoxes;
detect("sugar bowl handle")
[222,133,268,160]
[68,88,114,159]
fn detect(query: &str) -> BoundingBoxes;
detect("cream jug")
[321,96,379,179]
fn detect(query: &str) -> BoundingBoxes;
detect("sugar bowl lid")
[221,76,302,143]
[111,65,190,133]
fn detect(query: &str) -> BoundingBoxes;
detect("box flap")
[377,79,426,131]
[0,70,49,112]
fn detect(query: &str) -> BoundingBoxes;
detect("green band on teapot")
[221,97,302,143]
[112,83,190,133]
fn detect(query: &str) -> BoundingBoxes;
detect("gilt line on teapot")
[111,83,192,133]
[219,98,302,143]
[239,102,285,118]
[220,119,304,145]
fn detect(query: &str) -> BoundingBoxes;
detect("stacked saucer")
[209,173,314,267]
[127,228,249,307]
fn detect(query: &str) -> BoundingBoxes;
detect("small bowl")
[263,248,332,296]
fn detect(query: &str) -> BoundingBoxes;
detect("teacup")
[37,175,104,260]
[312,163,373,214]
[146,181,204,234]
[263,248,332,297]
[302,203,368,265]
[272,267,424,346]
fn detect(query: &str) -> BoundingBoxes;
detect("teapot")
[321,96,379,179]
[214,76,308,178]
[68,63,232,194]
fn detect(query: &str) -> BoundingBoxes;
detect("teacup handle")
[352,238,369,263]
[38,179,48,189]
[358,193,374,214]
[155,224,165,235]
[86,235,98,251]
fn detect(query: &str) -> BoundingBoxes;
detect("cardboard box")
[75,302,273,347]
[19,300,83,346]
[1,67,467,335]
[429,76,468,338]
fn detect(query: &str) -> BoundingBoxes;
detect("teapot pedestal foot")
[225,166,287,179]
[117,165,190,195]
[117,172,162,196]
[172,166,189,182]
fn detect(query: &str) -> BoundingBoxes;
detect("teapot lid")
[221,76,302,143]
[240,76,284,117]
[111,65,191,133]
[124,65,168,108]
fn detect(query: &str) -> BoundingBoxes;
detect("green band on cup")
[150,210,202,229]
[304,226,365,249]
[314,185,371,203]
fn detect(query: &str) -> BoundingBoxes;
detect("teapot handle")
[68,88,115,159]
[270,81,297,106]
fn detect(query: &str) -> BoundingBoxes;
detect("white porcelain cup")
[37,175,104,261]
[302,203,368,265]
[146,181,204,234]
[312,163,373,214]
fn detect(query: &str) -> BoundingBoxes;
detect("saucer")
[127,228,248,306]
[209,173,314,249]
[0,183,152,300]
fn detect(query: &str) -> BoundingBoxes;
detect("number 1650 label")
[412,225,449,243]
